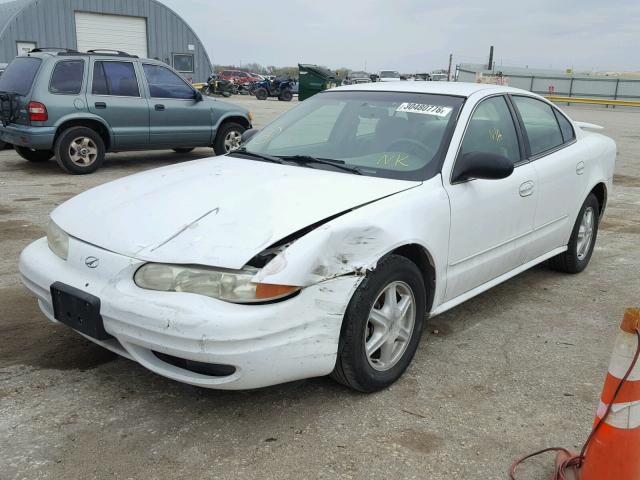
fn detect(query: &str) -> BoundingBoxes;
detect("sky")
[159,0,640,73]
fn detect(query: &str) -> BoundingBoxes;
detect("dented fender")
[253,175,452,308]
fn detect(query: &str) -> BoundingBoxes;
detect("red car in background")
[220,70,262,84]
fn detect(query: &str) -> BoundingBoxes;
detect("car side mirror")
[241,128,259,144]
[451,152,514,183]
[194,90,204,102]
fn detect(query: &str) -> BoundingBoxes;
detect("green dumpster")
[298,64,341,101]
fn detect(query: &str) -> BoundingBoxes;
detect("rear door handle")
[155,104,165,111]
[94,102,106,109]
[519,180,535,197]
[576,161,585,175]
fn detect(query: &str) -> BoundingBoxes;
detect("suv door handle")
[94,102,106,109]
[155,104,165,111]
[519,180,535,197]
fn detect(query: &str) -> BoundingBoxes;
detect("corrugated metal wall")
[0,0,211,82]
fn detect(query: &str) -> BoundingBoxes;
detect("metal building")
[0,0,212,82]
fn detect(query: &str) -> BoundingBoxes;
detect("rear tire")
[213,122,245,155]
[15,146,54,162]
[54,126,105,175]
[331,254,426,392]
[255,88,268,100]
[549,193,599,273]
[172,147,195,153]
[0,140,6,150]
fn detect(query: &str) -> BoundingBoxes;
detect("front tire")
[15,146,54,162]
[278,90,293,102]
[331,254,426,392]
[549,193,599,273]
[213,122,245,155]
[255,88,268,100]
[54,126,105,174]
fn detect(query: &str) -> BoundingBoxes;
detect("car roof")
[332,81,532,98]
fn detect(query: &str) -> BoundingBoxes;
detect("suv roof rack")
[30,47,78,53]
[86,49,138,58]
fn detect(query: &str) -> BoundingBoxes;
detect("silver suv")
[0,48,252,174]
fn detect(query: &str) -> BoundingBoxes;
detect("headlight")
[47,220,69,260]
[134,263,299,304]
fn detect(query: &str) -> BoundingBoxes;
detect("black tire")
[331,254,426,392]
[278,90,293,102]
[255,88,268,100]
[202,86,212,96]
[54,126,105,175]
[173,147,195,153]
[15,146,54,162]
[0,140,6,150]
[213,122,246,155]
[221,91,232,98]
[549,193,600,273]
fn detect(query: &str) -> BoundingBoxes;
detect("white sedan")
[20,82,616,392]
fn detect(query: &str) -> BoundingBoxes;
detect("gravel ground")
[1,95,639,480]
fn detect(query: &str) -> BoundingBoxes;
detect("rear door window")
[0,57,42,95]
[49,60,84,94]
[92,61,140,97]
[142,64,194,99]
[512,96,564,156]
[554,109,575,143]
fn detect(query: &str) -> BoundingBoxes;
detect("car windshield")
[0,57,41,95]
[239,90,464,181]
[380,71,400,78]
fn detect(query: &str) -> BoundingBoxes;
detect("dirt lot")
[1,96,639,480]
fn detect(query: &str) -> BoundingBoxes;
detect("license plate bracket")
[50,282,112,340]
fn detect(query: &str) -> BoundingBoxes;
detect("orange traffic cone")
[581,308,640,480]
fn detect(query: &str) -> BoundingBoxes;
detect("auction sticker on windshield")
[396,103,452,117]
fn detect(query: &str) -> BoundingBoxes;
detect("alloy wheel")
[69,137,98,166]
[224,130,242,152]
[364,281,416,371]
[576,206,595,260]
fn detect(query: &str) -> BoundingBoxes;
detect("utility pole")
[447,53,453,81]
[488,46,494,71]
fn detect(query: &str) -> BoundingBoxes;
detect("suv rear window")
[50,60,84,94]
[0,57,41,96]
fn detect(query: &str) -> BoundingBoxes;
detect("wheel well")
[55,120,110,150]
[591,183,607,218]
[390,244,436,314]
[218,116,251,131]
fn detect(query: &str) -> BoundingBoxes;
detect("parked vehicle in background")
[250,73,265,81]
[202,73,235,97]
[254,77,294,101]
[379,70,401,82]
[346,71,371,84]
[0,49,252,174]
[220,70,262,84]
[19,81,615,392]
[430,73,449,81]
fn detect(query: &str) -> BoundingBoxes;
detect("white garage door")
[75,12,148,58]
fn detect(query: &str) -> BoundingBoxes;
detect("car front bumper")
[19,237,361,389]
[0,124,56,149]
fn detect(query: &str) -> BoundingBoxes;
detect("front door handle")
[94,102,106,109]
[576,161,585,175]
[519,180,535,197]
[155,104,165,111]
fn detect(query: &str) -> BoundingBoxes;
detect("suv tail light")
[28,101,48,122]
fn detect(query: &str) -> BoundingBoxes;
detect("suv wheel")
[15,146,54,162]
[213,122,245,155]
[331,254,426,392]
[0,140,6,150]
[55,127,105,174]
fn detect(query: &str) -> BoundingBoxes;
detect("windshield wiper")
[278,155,362,175]
[230,148,285,164]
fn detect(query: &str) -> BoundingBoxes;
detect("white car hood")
[52,156,419,269]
